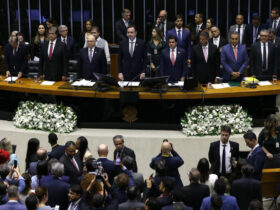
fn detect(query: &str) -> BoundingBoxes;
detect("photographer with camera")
[5,164,26,193]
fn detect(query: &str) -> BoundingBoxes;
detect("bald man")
[29,147,48,176]
[97,144,120,184]
[149,141,184,187]
[155,10,174,41]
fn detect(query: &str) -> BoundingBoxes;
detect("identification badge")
[154,49,158,54]
[276,142,279,148]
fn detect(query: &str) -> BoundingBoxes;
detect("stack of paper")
[211,83,230,89]
[71,79,95,87]
[168,81,184,87]
[118,81,140,87]
[5,77,18,82]
[40,81,55,86]
[258,81,272,86]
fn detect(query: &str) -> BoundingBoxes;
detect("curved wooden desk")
[0,78,279,100]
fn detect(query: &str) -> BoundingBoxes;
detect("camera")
[88,161,104,181]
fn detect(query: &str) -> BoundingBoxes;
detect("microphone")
[125,73,142,88]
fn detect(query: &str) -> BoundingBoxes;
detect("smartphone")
[13,160,17,168]
[115,157,121,165]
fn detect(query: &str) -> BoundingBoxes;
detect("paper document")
[40,81,55,86]
[5,77,18,82]
[71,79,95,87]
[118,81,140,87]
[168,81,184,87]
[212,83,230,89]
[258,81,272,86]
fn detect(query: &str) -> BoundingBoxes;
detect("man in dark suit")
[118,186,144,210]
[162,187,193,210]
[118,25,147,81]
[191,13,206,45]
[67,184,83,210]
[116,8,134,43]
[39,26,68,81]
[59,141,83,183]
[113,135,137,172]
[243,131,266,180]
[28,147,48,176]
[4,36,28,78]
[78,34,107,80]
[243,15,265,48]
[159,35,187,82]
[0,186,26,210]
[167,14,191,64]
[58,24,75,59]
[228,14,246,44]
[250,29,277,78]
[150,141,184,187]
[48,132,65,160]
[209,26,228,51]
[268,28,280,48]
[42,162,70,210]
[208,125,239,177]
[266,8,280,37]
[182,168,210,210]
[221,32,248,82]
[97,144,120,184]
[154,10,174,41]
[231,164,262,210]
[191,31,219,84]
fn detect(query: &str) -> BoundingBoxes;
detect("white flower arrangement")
[13,101,77,133]
[181,105,252,136]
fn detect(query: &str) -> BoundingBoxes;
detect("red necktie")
[171,49,175,66]
[49,42,53,60]
[71,158,80,172]
[63,38,66,44]
[233,46,237,61]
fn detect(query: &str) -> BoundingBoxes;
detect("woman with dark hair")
[258,114,280,158]
[146,27,166,77]
[25,138,40,170]
[76,136,93,165]
[36,186,52,210]
[79,19,95,48]
[205,18,215,38]
[211,194,223,210]
[25,193,38,210]
[20,173,34,204]
[31,160,48,189]
[31,24,48,60]
[197,158,218,195]
[0,182,7,204]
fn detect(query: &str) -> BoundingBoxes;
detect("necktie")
[129,42,134,57]
[222,145,226,174]
[263,43,267,70]
[49,42,53,59]
[13,49,16,56]
[71,158,80,172]
[273,20,277,29]
[177,29,182,46]
[63,38,66,44]
[247,149,253,158]
[238,25,241,42]
[196,25,200,34]
[233,46,238,61]
[203,46,208,62]
[89,49,93,62]
[171,49,175,66]
[253,27,257,43]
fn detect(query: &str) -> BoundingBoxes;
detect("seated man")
[221,32,248,82]
[78,34,107,80]
[159,35,187,82]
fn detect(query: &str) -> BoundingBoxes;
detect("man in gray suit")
[228,14,246,44]
[118,186,144,210]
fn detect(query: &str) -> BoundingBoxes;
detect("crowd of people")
[0,116,278,209]
[3,7,280,83]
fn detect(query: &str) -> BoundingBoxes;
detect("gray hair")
[0,164,10,180]
[260,29,269,35]
[230,32,240,37]
[58,25,68,32]
[48,26,58,34]
[113,135,124,142]
[0,138,12,154]
[51,162,64,178]
[268,28,276,35]
[7,185,18,198]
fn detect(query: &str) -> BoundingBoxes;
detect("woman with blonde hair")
[31,24,48,60]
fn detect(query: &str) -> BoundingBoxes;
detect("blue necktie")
[177,30,182,46]
[222,145,226,175]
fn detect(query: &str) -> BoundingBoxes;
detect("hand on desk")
[140,73,146,80]
[118,73,124,81]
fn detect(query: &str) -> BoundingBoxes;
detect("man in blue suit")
[0,186,26,210]
[48,132,65,160]
[150,141,184,187]
[167,14,191,64]
[159,35,187,82]
[266,8,280,37]
[78,34,107,80]
[221,32,248,82]
[118,25,148,81]
[243,131,266,180]
[58,25,76,59]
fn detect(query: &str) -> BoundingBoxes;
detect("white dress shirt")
[123,18,129,28]
[213,36,220,48]
[235,24,245,43]
[170,47,177,62]
[129,37,137,54]
[260,42,269,70]
[48,39,57,55]
[61,36,67,44]
[219,140,232,173]
[96,37,111,63]
[175,27,183,40]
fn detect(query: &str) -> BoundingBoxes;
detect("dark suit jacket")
[41,177,70,210]
[39,40,68,81]
[167,28,192,59]
[182,183,209,210]
[247,146,266,180]
[97,157,121,184]
[118,200,144,210]
[209,36,228,49]
[154,20,174,40]
[59,153,83,183]
[208,140,239,175]
[49,144,65,160]
[273,37,280,48]
[31,38,47,60]
[220,44,248,81]
[4,43,28,74]
[118,38,148,81]
[159,47,187,82]
[0,201,26,210]
[191,43,219,83]
[150,150,184,187]
[114,146,137,172]
[115,19,134,43]
[162,202,193,210]
[231,177,262,210]
[58,36,75,59]
[249,41,277,77]
[243,24,265,48]
[191,23,206,44]
[266,18,280,37]
[78,47,107,80]
[28,161,38,176]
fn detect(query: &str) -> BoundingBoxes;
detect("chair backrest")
[261,168,280,198]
